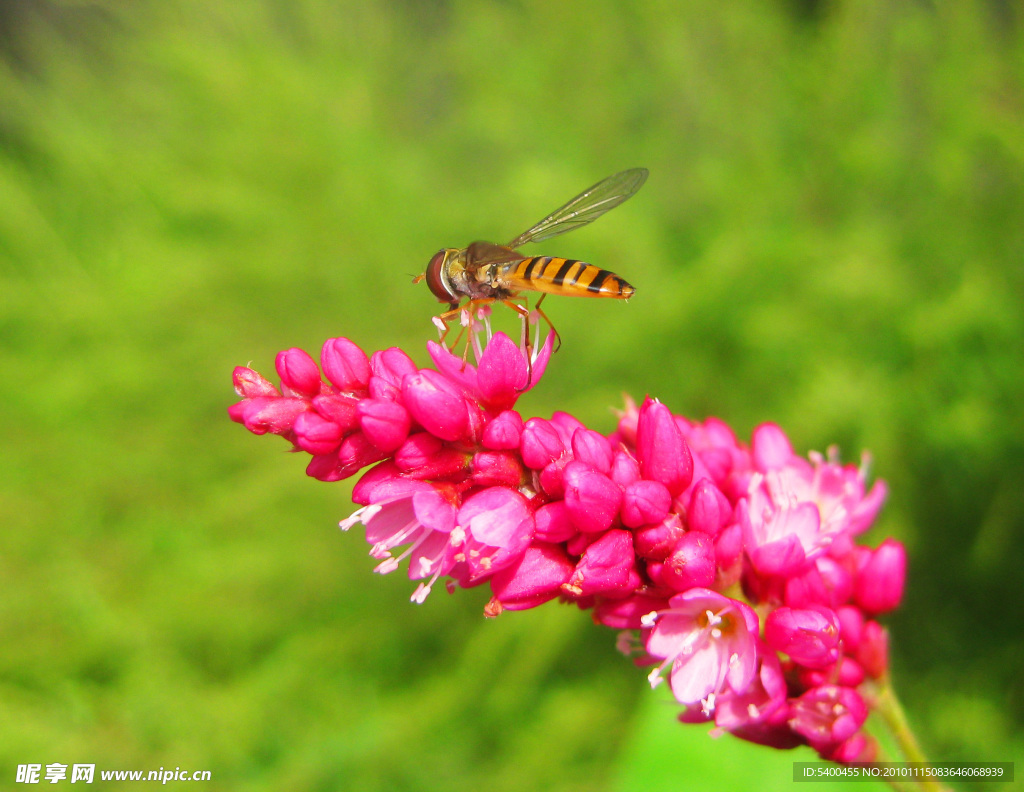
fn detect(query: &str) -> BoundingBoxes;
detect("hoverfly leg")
[497,298,536,392]
[532,294,561,352]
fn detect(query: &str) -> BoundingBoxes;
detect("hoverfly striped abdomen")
[502,256,635,299]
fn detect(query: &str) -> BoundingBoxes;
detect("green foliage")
[1,1,1021,789]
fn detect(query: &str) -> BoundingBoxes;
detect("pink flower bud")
[686,478,731,535]
[306,431,386,481]
[613,395,639,448]
[789,685,867,750]
[634,514,685,561]
[660,531,716,591]
[402,370,470,442]
[563,461,622,533]
[488,542,574,611]
[562,529,640,598]
[798,657,865,689]
[481,410,523,450]
[764,606,841,669]
[232,366,279,398]
[394,433,468,479]
[320,337,370,391]
[751,422,795,471]
[311,394,359,434]
[550,411,586,447]
[853,538,906,615]
[539,458,568,499]
[636,397,693,497]
[534,501,577,543]
[571,428,613,473]
[293,410,344,456]
[593,592,671,629]
[714,522,744,570]
[855,620,889,679]
[368,347,418,401]
[520,418,565,470]
[275,347,322,398]
[815,556,853,608]
[609,449,641,487]
[835,605,864,650]
[357,398,411,453]
[824,732,877,764]
[620,479,671,529]
[233,396,308,435]
[784,566,830,609]
[471,451,524,488]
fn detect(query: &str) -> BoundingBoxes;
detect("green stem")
[867,675,951,792]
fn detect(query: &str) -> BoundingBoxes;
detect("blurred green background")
[2,1,1022,789]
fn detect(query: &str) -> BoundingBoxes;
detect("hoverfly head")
[424,248,459,306]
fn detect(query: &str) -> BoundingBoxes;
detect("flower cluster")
[229,322,905,763]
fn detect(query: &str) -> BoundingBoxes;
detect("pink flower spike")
[853,538,906,615]
[764,606,841,669]
[644,589,760,711]
[292,410,344,456]
[402,369,470,442]
[481,410,524,450]
[789,685,868,751]
[233,366,279,398]
[751,422,795,471]
[563,461,623,533]
[620,479,672,529]
[275,347,322,398]
[321,337,370,392]
[562,529,641,598]
[357,398,412,453]
[636,397,693,497]
[488,542,575,611]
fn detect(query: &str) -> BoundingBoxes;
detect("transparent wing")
[506,167,648,249]
[465,241,527,270]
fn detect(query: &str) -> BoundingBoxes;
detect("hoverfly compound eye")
[424,249,456,304]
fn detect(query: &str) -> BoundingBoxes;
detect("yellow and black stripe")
[502,256,635,299]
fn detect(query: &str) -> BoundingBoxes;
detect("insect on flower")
[415,168,648,346]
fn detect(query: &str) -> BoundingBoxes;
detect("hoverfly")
[416,168,648,343]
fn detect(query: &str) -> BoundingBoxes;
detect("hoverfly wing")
[465,241,528,270]
[505,167,648,249]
